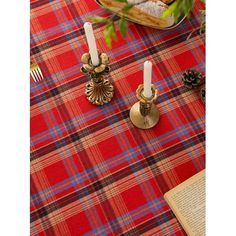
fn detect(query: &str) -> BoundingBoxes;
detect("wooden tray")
[95,0,185,30]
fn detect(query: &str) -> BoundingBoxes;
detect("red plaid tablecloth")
[30,0,205,235]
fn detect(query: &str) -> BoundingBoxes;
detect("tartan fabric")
[30,0,205,235]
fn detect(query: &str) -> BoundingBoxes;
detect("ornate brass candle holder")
[130,84,160,129]
[81,52,114,105]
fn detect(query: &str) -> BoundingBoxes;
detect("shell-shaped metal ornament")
[100,53,109,65]
[81,52,110,77]
[81,53,90,64]
[94,64,106,73]
[83,63,94,72]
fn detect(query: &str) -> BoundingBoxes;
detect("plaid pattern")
[30,0,205,235]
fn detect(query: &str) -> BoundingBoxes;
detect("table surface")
[30,0,205,235]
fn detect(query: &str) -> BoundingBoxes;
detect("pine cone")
[200,86,205,103]
[182,69,203,89]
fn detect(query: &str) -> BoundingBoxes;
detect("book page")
[164,170,205,236]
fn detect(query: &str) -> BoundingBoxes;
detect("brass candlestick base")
[130,84,160,129]
[81,52,114,105]
[86,78,114,105]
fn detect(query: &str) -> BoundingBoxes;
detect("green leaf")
[162,0,194,22]
[183,0,194,17]
[110,22,117,40]
[119,16,127,37]
[183,0,190,16]
[103,22,118,48]
[173,1,181,19]
[162,1,178,19]
[101,5,113,12]
[122,4,134,13]
[201,0,205,3]
[88,16,108,23]
[103,27,112,48]
[114,0,128,2]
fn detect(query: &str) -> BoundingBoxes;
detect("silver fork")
[30,62,44,82]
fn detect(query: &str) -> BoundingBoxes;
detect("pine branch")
[89,0,204,47]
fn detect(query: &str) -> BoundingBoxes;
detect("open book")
[164,169,205,236]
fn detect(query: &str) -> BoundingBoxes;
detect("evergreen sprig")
[162,0,194,22]
[89,0,133,48]
[89,0,204,47]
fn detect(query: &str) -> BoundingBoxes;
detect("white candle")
[143,61,152,98]
[84,22,100,66]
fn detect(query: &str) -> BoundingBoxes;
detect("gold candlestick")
[81,52,114,105]
[129,84,160,129]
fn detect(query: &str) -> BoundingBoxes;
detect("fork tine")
[30,71,34,82]
[30,62,44,82]
[30,71,36,82]
[35,69,42,81]
[32,70,39,82]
